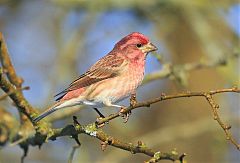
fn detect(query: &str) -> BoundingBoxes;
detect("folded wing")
[55,54,125,101]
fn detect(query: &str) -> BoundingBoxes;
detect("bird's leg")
[94,108,107,128]
[93,108,105,118]
[72,116,81,145]
[103,101,131,123]
[119,93,137,123]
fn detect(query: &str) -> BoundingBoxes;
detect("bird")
[33,32,158,123]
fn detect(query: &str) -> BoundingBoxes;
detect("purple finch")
[33,32,157,122]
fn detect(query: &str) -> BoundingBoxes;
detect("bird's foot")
[118,107,131,123]
[94,108,108,128]
[95,117,109,128]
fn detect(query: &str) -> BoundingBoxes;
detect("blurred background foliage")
[0,0,239,163]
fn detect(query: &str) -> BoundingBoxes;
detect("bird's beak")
[141,42,158,53]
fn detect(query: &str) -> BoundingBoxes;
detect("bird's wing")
[55,54,125,100]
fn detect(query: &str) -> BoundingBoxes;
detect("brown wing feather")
[55,54,125,101]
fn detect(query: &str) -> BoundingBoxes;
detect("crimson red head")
[114,32,149,49]
[113,32,157,60]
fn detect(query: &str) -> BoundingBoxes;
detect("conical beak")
[141,42,158,53]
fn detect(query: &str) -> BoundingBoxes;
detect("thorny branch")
[0,32,239,163]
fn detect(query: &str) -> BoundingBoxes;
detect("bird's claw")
[95,117,108,128]
[119,107,131,123]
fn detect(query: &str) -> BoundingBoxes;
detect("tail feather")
[33,98,81,123]
[33,102,64,123]
[33,108,58,123]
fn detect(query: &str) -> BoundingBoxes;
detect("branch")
[0,68,37,120]
[49,117,184,162]
[0,86,29,101]
[204,93,240,150]
[0,33,51,148]
[0,32,43,123]
[0,107,19,146]
[143,55,238,86]
[0,32,35,124]
[96,87,240,150]
[0,33,23,88]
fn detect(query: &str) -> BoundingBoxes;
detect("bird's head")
[114,32,158,59]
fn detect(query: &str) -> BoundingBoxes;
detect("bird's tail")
[33,102,64,123]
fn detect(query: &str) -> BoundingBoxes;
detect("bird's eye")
[136,44,142,48]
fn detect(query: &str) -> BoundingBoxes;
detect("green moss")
[154,151,161,160]
[84,123,97,137]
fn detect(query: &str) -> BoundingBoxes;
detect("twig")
[145,150,187,163]
[0,32,23,88]
[143,56,237,85]
[0,86,30,101]
[0,68,37,120]
[96,87,240,150]
[49,122,184,162]
[96,87,240,124]
[204,93,240,150]
[0,32,30,124]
